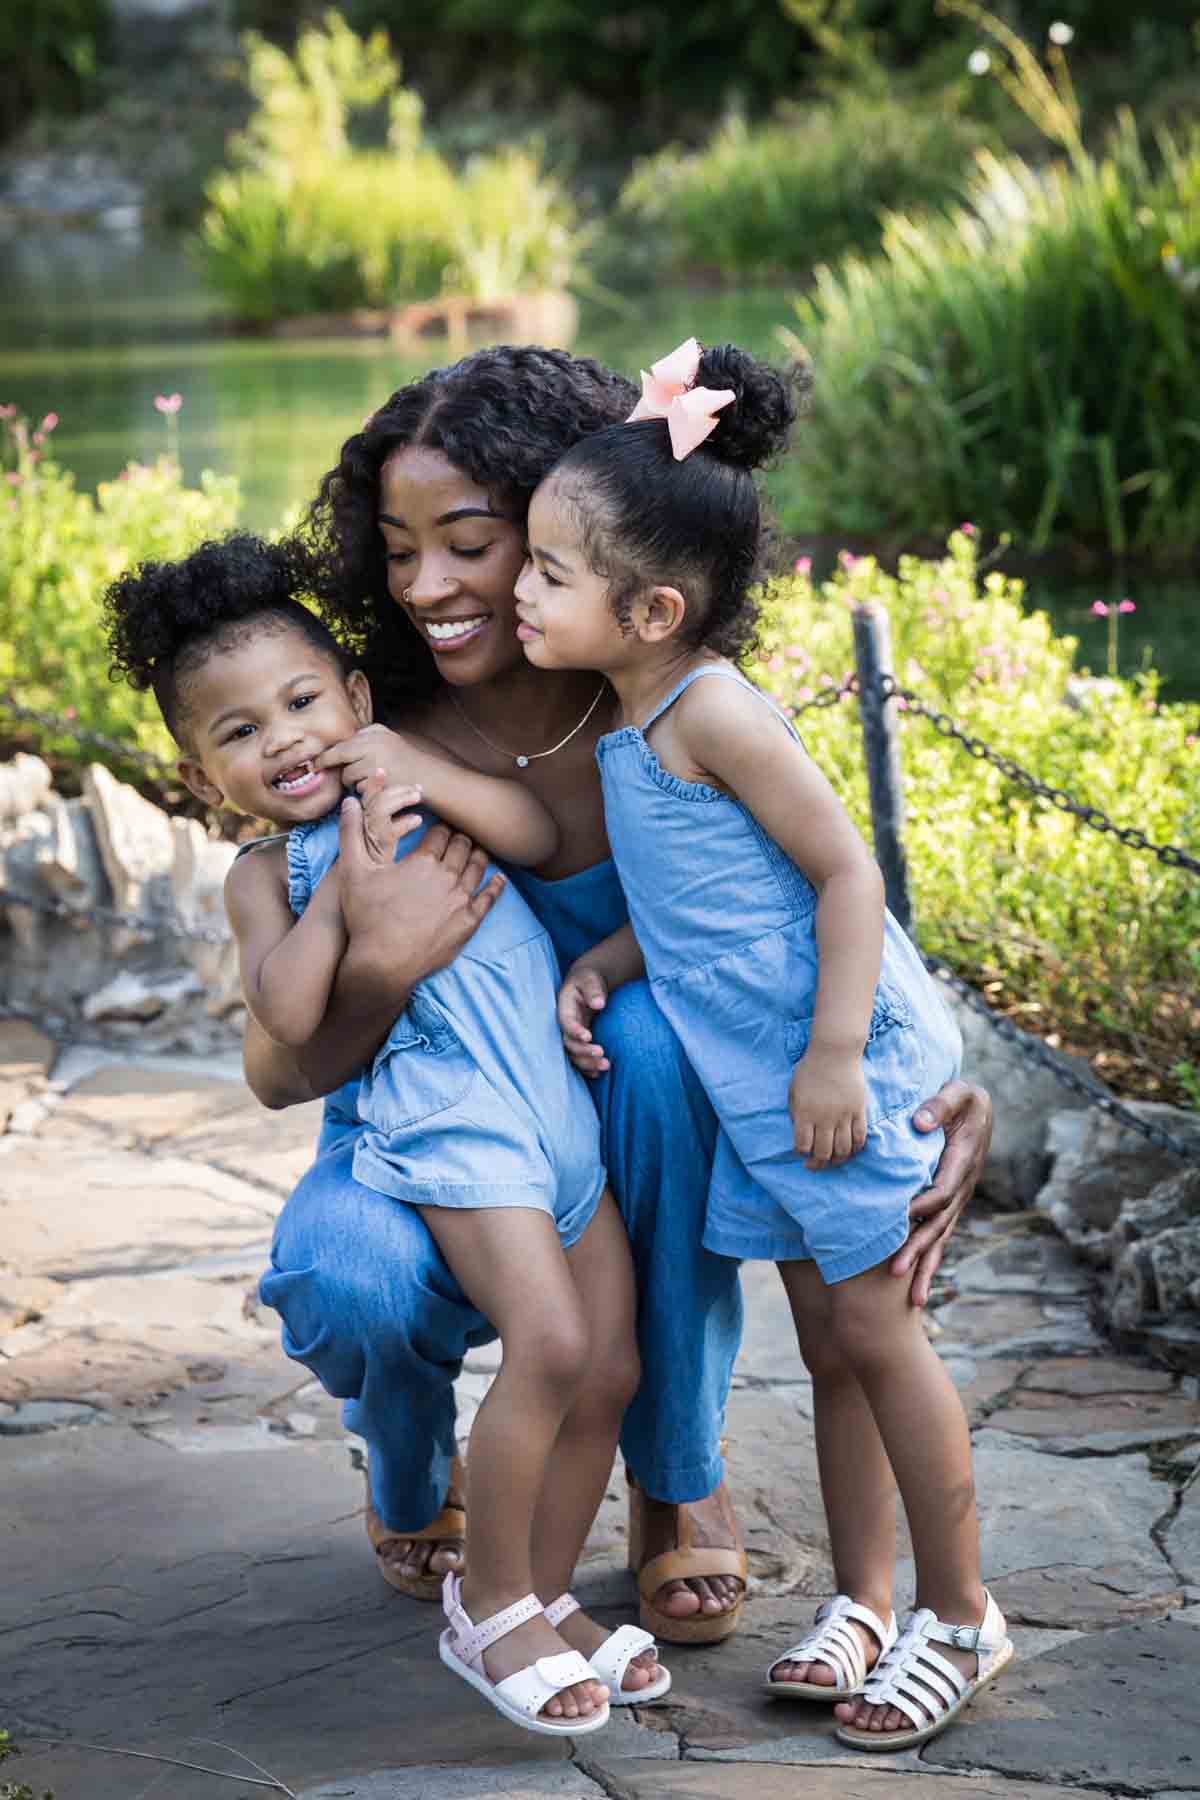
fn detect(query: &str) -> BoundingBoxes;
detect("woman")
[245,345,992,1646]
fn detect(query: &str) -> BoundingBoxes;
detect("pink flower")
[796,686,814,703]
[1186,735,1196,748]
[5,472,21,486]
[959,521,977,536]
[40,412,58,433]
[793,555,812,576]
[64,706,77,720]
[785,645,810,669]
[838,550,857,569]
[767,654,785,672]
[818,672,835,687]
[154,393,183,415]
[0,403,16,419]
[1118,599,1136,614]
[31,431,43,446]
[1090,601,1109,616]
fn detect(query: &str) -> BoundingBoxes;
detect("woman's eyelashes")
[384,543,494,564]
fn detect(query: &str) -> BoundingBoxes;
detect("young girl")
[103,532,670,1737]
[514,339,1013,1751]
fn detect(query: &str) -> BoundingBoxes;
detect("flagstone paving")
[1,1019,1198,1799]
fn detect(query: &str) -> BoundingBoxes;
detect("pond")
[2,230,1195,701]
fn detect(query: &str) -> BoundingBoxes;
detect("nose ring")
[402,587,413,602]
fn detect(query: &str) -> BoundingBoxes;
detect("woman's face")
[377,447,528,687]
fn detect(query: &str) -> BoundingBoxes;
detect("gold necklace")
[447,680,608,768]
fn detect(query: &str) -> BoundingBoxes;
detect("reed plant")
[196,11,585,321]
[619,92,977,280]
[782,12,1200,560]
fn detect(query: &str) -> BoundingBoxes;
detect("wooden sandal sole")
[628,1467,748,1647]
[366,1457,466,1602]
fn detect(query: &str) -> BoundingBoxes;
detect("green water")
[2,232,1196,699]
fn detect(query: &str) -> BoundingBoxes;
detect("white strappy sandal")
[835,1590,1014,1751]
[438,1572,611,1737]
[544,1592,672,1704]
[765,1594,898,1699]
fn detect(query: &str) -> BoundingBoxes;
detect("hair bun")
[696,343,806,471]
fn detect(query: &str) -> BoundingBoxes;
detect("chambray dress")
[283,812,605,1245]
[597,665,962,1282]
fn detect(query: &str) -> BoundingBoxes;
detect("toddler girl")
[103,532,670,1737]
[514,340,1012,1751]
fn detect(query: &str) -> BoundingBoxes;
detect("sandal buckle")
[948,1623,980,1651]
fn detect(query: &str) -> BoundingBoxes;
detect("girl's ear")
[346,668,374,727]
[636,584,688,644]
[176,756,225,811]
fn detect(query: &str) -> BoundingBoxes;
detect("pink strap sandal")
[544,1592,672,1704]
[835,1590,1014,1751]
[438,1573,610,1737]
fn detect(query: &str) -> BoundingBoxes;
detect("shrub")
[618,92,978,280]
[744,534,1199,1103]
[782,107,1200,560]
[0,410,239,770]
[195,12,585,320]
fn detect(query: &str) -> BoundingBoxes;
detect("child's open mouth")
[272,759,325,797]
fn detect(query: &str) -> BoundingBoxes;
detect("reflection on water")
[2,231,1195,698]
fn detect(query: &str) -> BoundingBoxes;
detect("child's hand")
[357,769,424,861]
[319,724,440,795]
[557,961,611,1078]
[788,1049,868,1169]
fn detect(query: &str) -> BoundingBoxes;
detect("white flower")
[1048,20,1074,44]
[967,48,992,75]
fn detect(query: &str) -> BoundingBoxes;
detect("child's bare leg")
[528,1192,658,1693]
[420,1204,607,1722]
[772,1258,897,1688]
[807,1256,986,1734]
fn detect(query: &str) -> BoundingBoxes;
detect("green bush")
[782,114,1200,560]
[619,93,978,280]
[0,411,239,770]
[195,12,585,320]
[0,0,109,143]
[744,535,1199,1102]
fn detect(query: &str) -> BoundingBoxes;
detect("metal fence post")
[852,604,914,934]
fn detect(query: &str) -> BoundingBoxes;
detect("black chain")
[0,691,177,777]
[925,956,1197,1161]
[790,676,858,717]
[1,882,231,947]
[884,679,1200,877]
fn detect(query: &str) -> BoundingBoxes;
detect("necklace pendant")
[516,754,530,768]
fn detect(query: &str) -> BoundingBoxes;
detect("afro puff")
[104,533,350,743]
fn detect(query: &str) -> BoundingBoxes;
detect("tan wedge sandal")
[365,1455,466,1601]
[627,1465,747,1645]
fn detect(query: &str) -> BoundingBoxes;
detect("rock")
[948,1229,1092,1300]
[1035,1104,1200,1262]
[0,753,53,821]
[82,967,200,1023]
[0,1397,104,1434]
[943,992,1097,1208]
[83,761,176,942]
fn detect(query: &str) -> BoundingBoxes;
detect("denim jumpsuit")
[259,831,741,1532]
[597,665,963,1282]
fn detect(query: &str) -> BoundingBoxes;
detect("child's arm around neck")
[318,723,559,868]
[225,842,348,1050]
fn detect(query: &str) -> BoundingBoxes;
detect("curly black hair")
[295,344,638,722]
[104,532,349,745]
[549,344,808,662]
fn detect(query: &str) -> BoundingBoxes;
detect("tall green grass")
[619,93,979,280]
[783,117,1200,560]
[196,12,584,321]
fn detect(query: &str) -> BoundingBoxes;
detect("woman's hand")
[891,1079,993,1306]
[557,962,611,1078]
[789,1048,869,1169]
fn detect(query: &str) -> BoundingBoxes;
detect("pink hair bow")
[627,336,735,461]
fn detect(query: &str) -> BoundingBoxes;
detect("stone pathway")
[1,1016,1198,1799]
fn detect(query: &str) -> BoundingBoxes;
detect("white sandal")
[765,1594,898,1699]
[544,1593,672,1705]
[835,1590,1014,1751]
[438,1572,611,1737]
